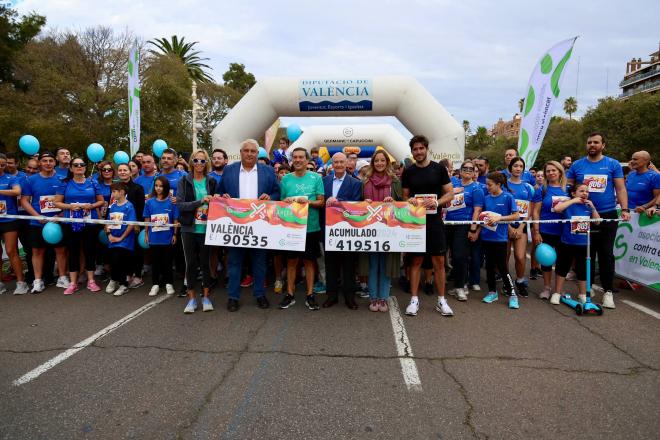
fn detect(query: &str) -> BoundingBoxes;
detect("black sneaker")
[305,294,320,311]
[423,282,434,296]
[515,280,529,297]
[529,268,541,280]
[279,294,295,309]
[178,285,188,297]
[495,273,502,282]
[256,296,269,309]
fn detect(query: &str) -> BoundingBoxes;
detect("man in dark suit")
[322,152,363,309]
[216,139,280,312]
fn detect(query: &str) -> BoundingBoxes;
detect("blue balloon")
[286,124,302,142]
[258,147,268,160]
[18,135,40,155]
[535,243,557,267]
[138,229,149,249]
[42,222,63,245]
[98,229,109,245]
[152,139,168,158]
[86,143,105,163]
[113,151,130,165]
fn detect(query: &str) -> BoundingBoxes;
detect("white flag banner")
[518,37,577,168]
[128,42,140,157]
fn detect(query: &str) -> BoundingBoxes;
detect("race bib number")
[570,216,590,234]
[195,205,208,225]
[0,200,6,215]
[150,213,170,232]
[515,199,530,218]
[69,203,91,220]
[108,212,124,230]
[478,211,499,232]
[39,195,60,214]
[551,196,570,212]
[583,174,607,193]
[415,194,437,215]
[447,193,466,212]
[100,202,108,218]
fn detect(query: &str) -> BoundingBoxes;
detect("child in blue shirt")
[143,176,179,296]
[551,183,601,305]
[104,182,137,297]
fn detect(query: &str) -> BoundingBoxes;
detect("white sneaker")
[550,292,561,305]
[148,285,160,297]
[470,284,481,291]
[539,287,551,300]
[106,280,118,294]
[566,270,576,281]
[0,282,6,295]
[578,294,587,304]
[165,284,175,295]
[13,281,30,295]
[436,297,454,316]
[31,279,45,294]
[602,291,615,309]
[405,297,420,316]
[113,285,129,296]
[129,277,144,289]
[56,276,70,289]
[456,288,468,302]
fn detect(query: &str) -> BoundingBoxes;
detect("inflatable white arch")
[289,124,409,161]
[211,76,464,164]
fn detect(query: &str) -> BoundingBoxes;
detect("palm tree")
[563,97,577,120]
[462,120,471,136]
[148,35,213,82]
[518,97,525,113]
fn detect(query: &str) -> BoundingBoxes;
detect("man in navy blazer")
[216,139,280,312]
[322,152,363,309]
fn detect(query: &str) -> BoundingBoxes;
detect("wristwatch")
[621,208,630,213]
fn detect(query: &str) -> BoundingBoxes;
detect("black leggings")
[483,241,514,294]
[590,210,617,291]
[109,247,131,286]
[151,244,174,287]
[131,234,144,278]
[66,225,98,273]
[540,232,561,272]
[555,243,587,281]
[446,224,469,288]
[181,232,211,291]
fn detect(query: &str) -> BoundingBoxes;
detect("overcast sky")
[15,0,659,135]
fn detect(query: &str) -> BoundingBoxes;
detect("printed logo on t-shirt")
[195,205,208,224]
[447,193,466,212]
[69,203,91,220]
[39,195,60,213]
[551,196,570,212]
[570,216,590,234]
[515,199,530,218]
[108,212,124,230]
[151,213,170,232]
[583,174,607,193]
[0,200,6,215]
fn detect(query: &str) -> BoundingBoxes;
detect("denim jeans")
[228,247,266,300]
[368,253,390,300]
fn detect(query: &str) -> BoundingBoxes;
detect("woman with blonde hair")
[531,160,568,299]
[362,150,402,312]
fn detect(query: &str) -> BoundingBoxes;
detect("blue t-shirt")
[531,185,569,235]
[134,174,156,198]
[506,179,535,219]
[561,203,593,246]
[626,170,660,209]
[10,171,26,181]
[56,178,102,219]
[208,171,223,187]
[566,156,623,213]
[21,173,64,226]
[501,168,536,186]
[481,191,518,242]
[107,201,136,250]
[158,169,187,197]
[0,173,19,222]
[446,181,485,221]
[55,166,69,178]
[143,198,178,246]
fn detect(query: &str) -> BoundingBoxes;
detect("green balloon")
[540,54,553,74]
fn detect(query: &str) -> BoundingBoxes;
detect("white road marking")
[621,300,660,320]
[388,296,422,392]
[13,295,170,387]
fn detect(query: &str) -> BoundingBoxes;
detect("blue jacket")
[217,162,280,201]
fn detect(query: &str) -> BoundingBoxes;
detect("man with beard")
[567,132,630,309]
[209,148,227,184]
[134,153,158,197]
[560,155,572,171]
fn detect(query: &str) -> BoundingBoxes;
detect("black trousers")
[325,250,356,299]
[181,232,211,291]
[109,247,132,286]
[446,224,469,288]
[150,244,174,287]
[590,210,617,291]
[18,220,34,281]
[131,231,144,278]
[66,225,98,273]
[556,243,587,281]
[483,241,514,294]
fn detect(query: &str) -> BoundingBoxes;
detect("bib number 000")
[334,239,390,252]
[222,234,268,247]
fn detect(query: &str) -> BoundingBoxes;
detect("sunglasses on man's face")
[192,159,207,164]
[72,163,86,168]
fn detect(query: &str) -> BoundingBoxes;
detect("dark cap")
[38,151,55,160]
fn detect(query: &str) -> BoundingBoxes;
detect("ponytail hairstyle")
[487,171,510,192]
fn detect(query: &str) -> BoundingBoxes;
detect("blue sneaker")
[202,297,214,312]
[482,292,498,303]
[184,298,197,314]
[509,295,519,309]
[313,282,326,294]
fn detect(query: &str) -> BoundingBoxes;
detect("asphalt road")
[1,267,659,439]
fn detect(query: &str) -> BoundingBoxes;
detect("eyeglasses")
[101,167,113,172]
[192,159,207,164]
[461,167,474,171]
[72,163,86,168]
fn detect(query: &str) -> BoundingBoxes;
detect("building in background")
[619,46,660,100]
[489,113,521,138]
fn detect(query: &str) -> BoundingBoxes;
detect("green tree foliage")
[563,96,577,119]
[534,117,583,165]
[193,81,242,151]
[147,35,213,82]
[222,62,255,95]
[0,6,46,87]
